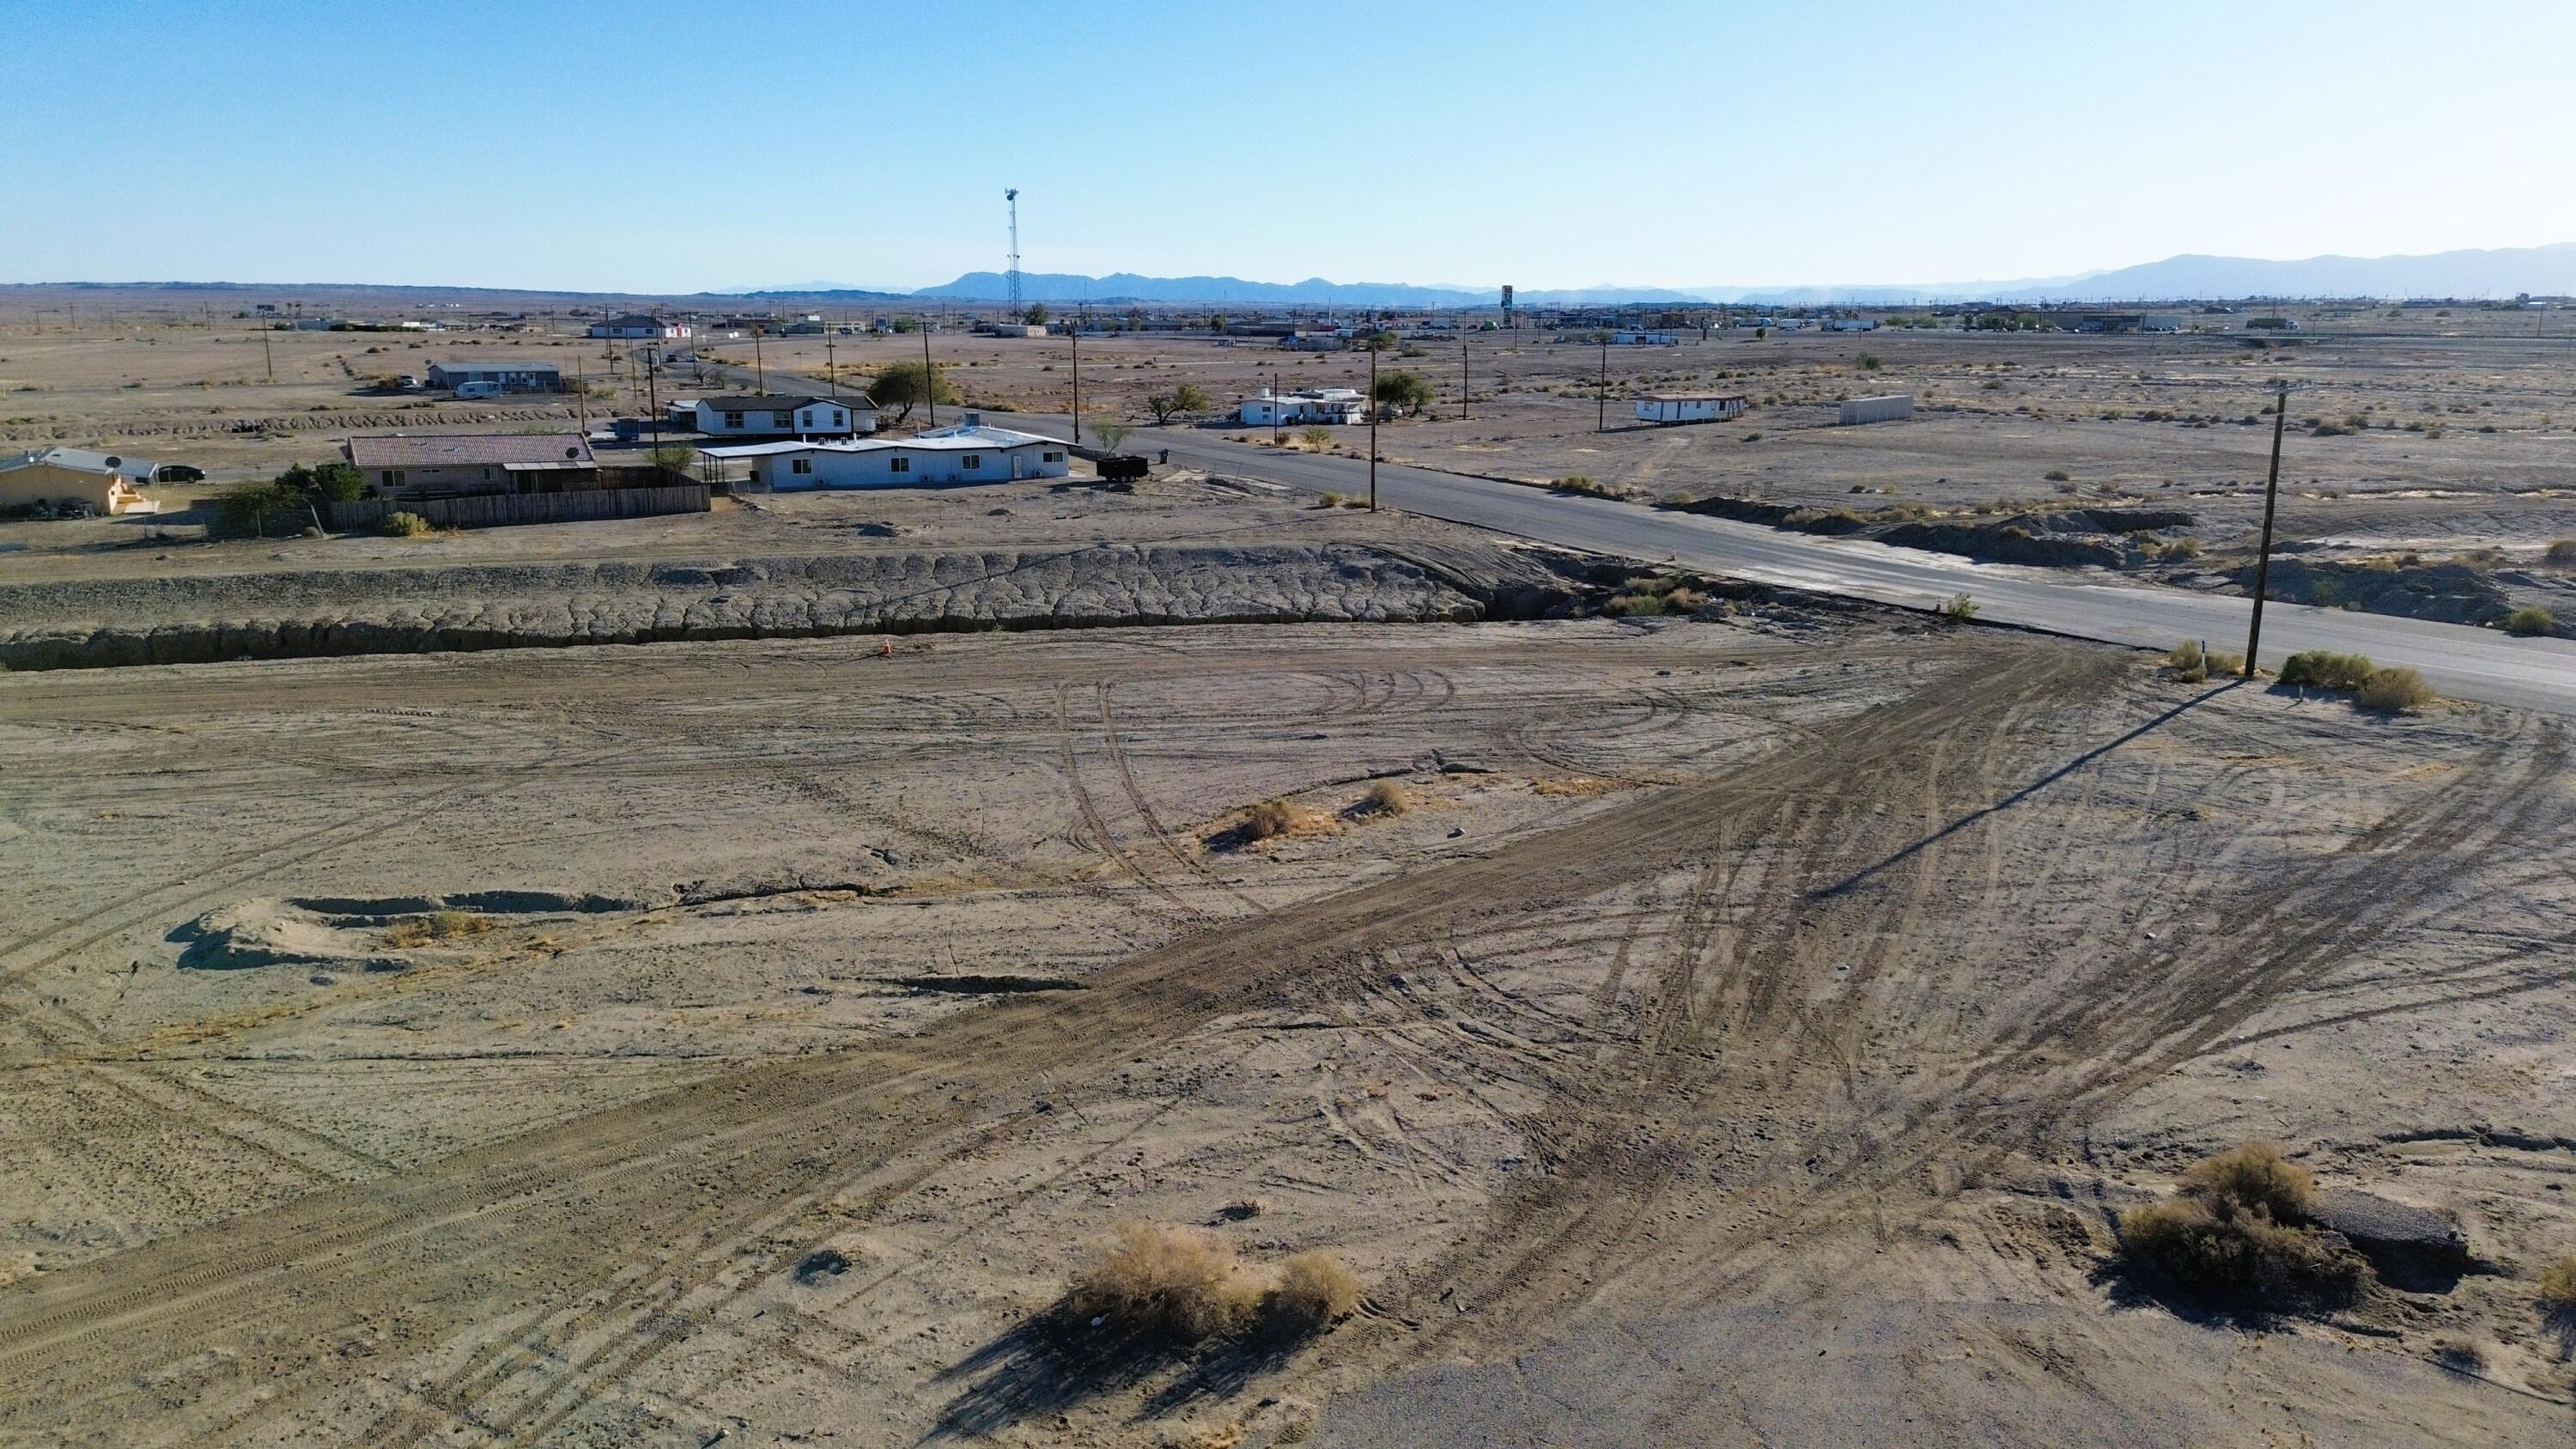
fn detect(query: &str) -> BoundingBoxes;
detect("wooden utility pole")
[260,326,273,384]
[1597,334,1608,433]
[924,326,938,429]
[1461,338,1470,421]
[1368,341,1379,513]
[1272,368,1282,447]
[2244,381,2293,678]
[1068,326,1079,444]
[754,328,766,393]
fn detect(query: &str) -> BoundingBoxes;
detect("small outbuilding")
[1838,393,1915,425]
[0,447,159,515]
[424,361,564,393]
[1633,395,1747,425]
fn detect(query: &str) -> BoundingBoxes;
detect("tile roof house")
[343,433,598,497]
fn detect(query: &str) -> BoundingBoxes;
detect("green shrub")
[1937,593,1978,624]
[2043,469,2070,482]
[2505,606,2553,636]
[2356,666,2435,713]
[2278,650,2374,691]
[1607,591,1668,617]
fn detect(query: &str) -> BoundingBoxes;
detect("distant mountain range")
[738,244,2576,307]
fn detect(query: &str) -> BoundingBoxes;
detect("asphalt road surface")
[969,408,2576,715]
[694,362,2576,715]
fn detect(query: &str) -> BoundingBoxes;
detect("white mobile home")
[1838,393,1914,425]
[1234,388,1368,426]
[702,419,1070,490]
[692,394,877,439]
[1633,394,1747,425]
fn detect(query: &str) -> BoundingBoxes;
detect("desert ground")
[4,289,2576,1446]
[5,605,2576,1446]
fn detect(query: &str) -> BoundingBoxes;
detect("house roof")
[598,314,673,327]
[698,394,876,411]
[0,446,155,479]
[699,424,1066,460]
[428,359,560,373]
[345,433,596,468]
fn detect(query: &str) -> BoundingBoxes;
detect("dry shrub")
[1605,591,1667,618]
[1360,780,1413,816]
[380,916,433,949]
[1241,798,1317,842]
[2505,605,2554,636]
[1069,1221,1265,1341]
[2537,1253,2576,1313]
[380,510,432,538]
[1532,775,1613,797]
[2165,639,2207,679]
[2356,666,2435,714]
[2119,1141,2371,1311]
[383,908,493,948]
[2278,649,2375,692]
[2544,539,2576,565]
[1267,1251,1361,1334]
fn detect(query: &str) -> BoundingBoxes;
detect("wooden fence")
[326,483,708,533]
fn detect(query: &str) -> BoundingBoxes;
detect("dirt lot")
[4,608,2574,1446]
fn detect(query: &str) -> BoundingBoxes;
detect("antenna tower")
[1005,188,1022,315]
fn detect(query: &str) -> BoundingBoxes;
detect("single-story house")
[1235,388,1368,426]
[344,432,598,497]
[702,417,1068,490]
[589,314,691,339]
[424,360,565,393]
[692,394,878,439]
[1633,394,1747,425]
[0,447,159,514]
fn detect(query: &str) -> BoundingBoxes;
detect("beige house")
[0,447,158,515]
[344,433,598,498]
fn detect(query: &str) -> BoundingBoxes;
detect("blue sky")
[6,0,2573,294]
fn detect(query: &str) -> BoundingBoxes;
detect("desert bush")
[2538,1253,2576,1313]
[1267,1251,1361,1335]
[1360,780,1413,815]
[380,510,432,538]
[2043,468,2070,482]
[2159,536,2204,558]
[1937,593,1978,624]
[1550,474,1622,499]
[381,917,433,948]
[2118,1141,2370,1310]
[1315,490,1343,508]
[1606,591,1668,617]
[385,909,492,947]
[2278,650,2375,691]
[2543,539,2576,565]
[2505,606,2553,636]
[1298,425,1334,451]
[2356,666,2435,713]
[1068,1221,1264,1341]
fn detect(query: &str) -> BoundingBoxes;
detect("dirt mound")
[173,899,410,971]
[2230,558,2511,626]
[1880,521,2125,569]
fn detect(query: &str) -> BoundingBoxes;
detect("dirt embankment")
[0,540,1598,671]
[1667,494,2193,568]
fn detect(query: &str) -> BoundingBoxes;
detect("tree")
[277,460,365,502]
[217,478,303,538]
[1364,329,1399,351]
[1373,370,1434,416]
[1208,314,1228,333]
[866,361,959,424]
[647,443,698,475]
[1024,303,1050,326]
[1091,421,1133,453]
[1144,381,1212,424]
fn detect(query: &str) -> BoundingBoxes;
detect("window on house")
[889,456,911,473]
[380,471,396,486]
[772,413,793,430]
[723,411,745,429]
[962,454,981,468]
[799,412,814,428]
[829,411,844,427]
[791,458,812,475]
[483,466,495,480]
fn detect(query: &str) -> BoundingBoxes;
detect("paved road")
[696,361,2576,715]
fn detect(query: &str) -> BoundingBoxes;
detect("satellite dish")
[564,446,580,460]
[104,456,121,468]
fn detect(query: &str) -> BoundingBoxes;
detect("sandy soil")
[3,607,2573,1446]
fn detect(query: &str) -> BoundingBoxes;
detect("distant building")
[1838,393,1914,426]
[1822,318,1878,332]
[1633,395,1747,426]
[1235,388,1368,426]
[1610,331,1682,346]
[343,433,598,498]
[701,417,1070,490]
[1279,330,1350,351]
[692,394,877,439]
[424,360,564,393]
[590,314,691,339]
[2245,316,2300,332]
[0,447,158,515]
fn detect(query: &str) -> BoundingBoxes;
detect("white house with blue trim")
[700,417,1071,490]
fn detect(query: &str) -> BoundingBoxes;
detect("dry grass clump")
[2278,649,2376,692]
[2163,640,2245,683]
[1267,1251,1362,1333]
[1532,775,1614,797]
[1233,797,1324,844]
[1070,1222,1266,1340]
[381,908,494,949]
[1068,1223,1360,1343]
[1549,474,1625,499]
[2356,666,2435,714]
[2118,1141,2372,1311]
[1359,780,1414,816]
[380,510,432,538]
[2537,1253,2576,1313]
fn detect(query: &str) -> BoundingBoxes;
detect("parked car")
[153,463,206,484]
